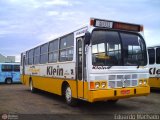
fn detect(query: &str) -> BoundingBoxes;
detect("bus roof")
[147,44,160,49]
[0,62,20,65]
[90,18,143,32]
[91,17,142,26]
[22,17,144,54]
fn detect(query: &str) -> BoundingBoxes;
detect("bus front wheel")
[65,85,77,106]
[29,80,36,93]
[107,99,118,104]
[5,78,12,84]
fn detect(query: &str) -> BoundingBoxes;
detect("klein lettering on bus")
[149,68,160,75]
[47,66,63,76]
[92,66,107,69]
[76,29,87,36]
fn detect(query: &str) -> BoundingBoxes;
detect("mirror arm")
[84,32,91,45]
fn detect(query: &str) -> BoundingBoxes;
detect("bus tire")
[29,80,36,93]
[64,85,77,106]
[107,99,118,104]
[5,78,12,84]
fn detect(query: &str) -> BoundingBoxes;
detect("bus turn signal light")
[90,19,94,26]
[140,25,144,31]
[90,82,95,89]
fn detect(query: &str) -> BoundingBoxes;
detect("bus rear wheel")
[29,80,36,93]
[107,99,118,104]
[5,78,12,84]
[64,85,77,106]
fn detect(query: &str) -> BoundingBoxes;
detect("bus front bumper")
[88,86,150,102]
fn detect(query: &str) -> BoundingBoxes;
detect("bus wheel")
[5,78,12,84]
[65,85,77,106]
[107,99,118,104]
[29,80,36,93]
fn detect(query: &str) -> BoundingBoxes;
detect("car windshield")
[91,30,147,66]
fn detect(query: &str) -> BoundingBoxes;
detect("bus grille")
[108,74,138,88]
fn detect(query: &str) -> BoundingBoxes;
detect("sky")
[0,0,160,62]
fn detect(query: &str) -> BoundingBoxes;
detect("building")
[0,53,15,63]
[0,54,6,62]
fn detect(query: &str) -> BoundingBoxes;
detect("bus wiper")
[137,61,140,68]
[107,66,112,69]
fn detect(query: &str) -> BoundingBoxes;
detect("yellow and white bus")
[148,46,160,88]
[20,18,150,105]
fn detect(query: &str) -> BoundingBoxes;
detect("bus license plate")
[121,90,130,95]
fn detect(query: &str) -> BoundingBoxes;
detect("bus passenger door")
[21,53,25,83]
[12,65,20,82]
[77,38,85,99]
[22,55,25,75]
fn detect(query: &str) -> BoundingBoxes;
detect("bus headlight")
[95,82,100,88]
[139,80,143,85]
[144,80,147,85]
[101,82,106,88]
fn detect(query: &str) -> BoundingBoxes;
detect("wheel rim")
[65,87,72,103]
[7,79,11,84]
[30,81,33,91]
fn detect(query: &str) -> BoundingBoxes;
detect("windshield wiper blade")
[107,66,112,69]
[137,61,140,68]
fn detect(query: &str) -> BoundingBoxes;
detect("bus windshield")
[91,30,147,66]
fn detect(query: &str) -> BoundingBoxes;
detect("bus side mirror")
[84,32,91,45]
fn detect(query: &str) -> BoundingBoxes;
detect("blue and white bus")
[0,63,21,84]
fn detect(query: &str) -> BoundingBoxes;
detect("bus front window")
[91,30,147,66]
[121,33,147,66]
[92,31,122,66]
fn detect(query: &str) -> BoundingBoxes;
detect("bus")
[20,18,150,105]
[148,46,160,88]
[0,63,20,84]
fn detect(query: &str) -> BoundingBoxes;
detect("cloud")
[0,0,160,59]
[38,33,63,44]
[47,11,59,16]
[144,29,160,46]
[0,30,12,35]
[0,20,10,26]
[44,0,72,6]
[6,0,42,9]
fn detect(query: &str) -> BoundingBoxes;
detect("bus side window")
[40,43,48,64]
[2,64,12,72]
[59,33,74,62]
[49,39,58,63]
[13,65,20,72]
[148,49,155,64]
[25,51,29,65]
[28,49,34,65]
[156,48,160,64]
[34,47,40,64]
